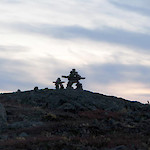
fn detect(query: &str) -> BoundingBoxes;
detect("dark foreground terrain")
[0,89,150,150]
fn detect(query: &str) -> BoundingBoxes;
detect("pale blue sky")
[0,0,150,103]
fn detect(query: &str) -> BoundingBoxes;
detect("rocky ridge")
[2,89,147,111]
[0,89,149,150]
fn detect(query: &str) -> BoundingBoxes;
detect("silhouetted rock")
[17,89,21,93]
[34,86,39,92]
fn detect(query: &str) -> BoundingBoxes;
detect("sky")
[0,0,150,103]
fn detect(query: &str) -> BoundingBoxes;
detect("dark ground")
[0,89,150,150]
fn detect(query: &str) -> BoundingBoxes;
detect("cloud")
[110,0,150,16]
[0,58,34,91]
[0,45,76,91]
[0,45,53,91]
[0,0,150,33]
[110,0,150,10]
[9,23,150,51]
[1,0,21,3]
[81,63,150,103]
[84,63,150,85]
[0,45,28,52]
[0,44,150,103]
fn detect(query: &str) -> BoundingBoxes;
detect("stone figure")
[62,69,85,89]
[53,78,65,89]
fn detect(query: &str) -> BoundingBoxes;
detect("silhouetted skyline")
[0,0,150,103]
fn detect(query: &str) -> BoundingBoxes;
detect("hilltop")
[0,89,150,150]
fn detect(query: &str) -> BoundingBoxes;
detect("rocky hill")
[0,89,150,150]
